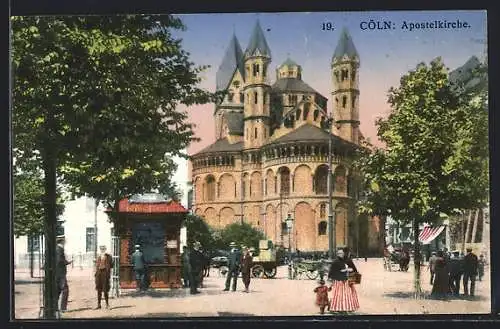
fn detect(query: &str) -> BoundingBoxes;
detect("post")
[280,192,284,247]
[413,218,422,297]
[327,116,336,259]
[94,199,99,269]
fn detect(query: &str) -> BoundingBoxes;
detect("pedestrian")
[241,247,253,292]
[314,279,331,314]
[131,245,147,292]
[327,248,360,314]
[181,246,190,288]
[478,254,486,281]
[447,251,463,296]
[428,251,438,285]
[94,245,113,309]
[463,247,479,297]
[223,242,241,292]
[431,250,449,299]
[56,235,71,313]
[189,242,203,294]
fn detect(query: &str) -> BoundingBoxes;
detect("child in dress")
[313,279,331,314]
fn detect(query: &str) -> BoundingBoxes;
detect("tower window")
[342,96,347,108]
[334,71,339,82]
[254,92,258,104]
[263,92,267,104]
[351,70,356,81]
[352,96,356,108]
[254,127,258,139]
[341,69,348,81]
[288,70,293,76]
[318,221,327,235]
[253,64,260,77]
[263,65,267,77]
[228,93,234,102]
[240,92,244,103]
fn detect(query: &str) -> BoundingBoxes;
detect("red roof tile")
[106,198,188,214]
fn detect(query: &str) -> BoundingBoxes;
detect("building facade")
[191,21,384,255]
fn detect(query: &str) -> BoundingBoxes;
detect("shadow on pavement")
[110,305,133,310]
[64,307,94,313]
[384,292,432,300]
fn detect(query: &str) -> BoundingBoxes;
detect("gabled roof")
[245,20,271,58]
[192,138,244,156]
[272,78,320,95]
[332,28,358,61]
[225,111,244,135]
[216,34,245,91]
[267,123,359,150]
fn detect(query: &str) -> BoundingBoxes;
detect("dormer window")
[253,64,260,77]
[228,93,234,102]
[233,80,240,88]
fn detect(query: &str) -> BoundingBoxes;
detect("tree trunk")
[43,152,58,319]
[465,209,473,244]
[461,211,470,253]
[471,209,480,244]
[29,235,34,278]
[413,218,423,298]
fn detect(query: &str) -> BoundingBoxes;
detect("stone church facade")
[190,21,384,255]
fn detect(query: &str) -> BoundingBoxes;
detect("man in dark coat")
[241,247,253,293]
[181,246,190,288]
[463,247,479,296]
[448,251,463,296]
[189,242,203,294]
[224,242,241,292]
[131,244,147,292]
[56,236,71,312]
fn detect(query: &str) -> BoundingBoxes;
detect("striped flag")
[418,226,445,245]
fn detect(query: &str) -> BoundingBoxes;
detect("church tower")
[214,33,245,140]
[331,28,360,144]
[243,20,272,149]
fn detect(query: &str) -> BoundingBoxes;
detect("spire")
[216,33,245,91]
[279,57,299,68]
[332,28,358,62]
[245,20,271,58]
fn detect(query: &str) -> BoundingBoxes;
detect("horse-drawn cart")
[250,240,278,279]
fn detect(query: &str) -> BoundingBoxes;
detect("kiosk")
[106,193,188,289]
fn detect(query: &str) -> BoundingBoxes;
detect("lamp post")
[286,213,294,279]
[324,114,336,260]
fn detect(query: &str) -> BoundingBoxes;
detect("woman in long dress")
[431,250,449,299]
[328,248,360,313]
[241,247,253,292]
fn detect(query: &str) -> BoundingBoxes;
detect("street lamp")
[286,213,294,279]
[323,113,336,260]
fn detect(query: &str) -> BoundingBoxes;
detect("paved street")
[14,258,490,319]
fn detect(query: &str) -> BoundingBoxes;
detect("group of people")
[180,242,208,294]
[428,247,486,299]
[314,247,360,314]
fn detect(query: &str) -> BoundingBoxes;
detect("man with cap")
[94,245,114,309]
[189,242,203,294]
[448,250,463,296]
[55,235,71,312]
[463,247,479,296]
[224,242,242,292]
[131,244,147,292]
[428,251,438,285]
[180,246,190,288]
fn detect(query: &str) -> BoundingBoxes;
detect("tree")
[353,58,488,297]
[183,214,213,249]
[12,15,219,318]
[216,222,266,251]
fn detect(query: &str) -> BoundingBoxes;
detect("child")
[313,279,331,314]
[478,254,486,281]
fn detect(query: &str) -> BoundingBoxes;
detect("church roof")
[224,111,244,135]
[216,34,245,91]
[272,77,319,94]
[244,20,271,58]
[268,123,359,150]
[449,56,485,91]
[332,28,358,61]
[193,138,244,156]
[279,58,300,68]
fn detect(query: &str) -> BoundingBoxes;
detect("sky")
[172,10,487,160]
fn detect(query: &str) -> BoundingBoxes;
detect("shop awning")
[419,225,445,245]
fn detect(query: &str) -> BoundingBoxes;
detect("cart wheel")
[251,265,265,278]
[306,270,319,280]
[264,267,277,278]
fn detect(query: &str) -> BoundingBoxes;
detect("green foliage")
[213,222,266,251]
[183,214,212,249]
[12,15,221,210]
[353,57,488,225]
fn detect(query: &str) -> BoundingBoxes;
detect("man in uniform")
[223,242,241,292]
[463,247,479,296]
[56,235,71,313]
[448,250,463,296]
[188,242,203,294]
[131,244,147,292]
[181,246,190,288]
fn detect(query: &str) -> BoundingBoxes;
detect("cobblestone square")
[14,258,490,319]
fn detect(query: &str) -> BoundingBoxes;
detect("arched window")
[254,92,258,104]
[206,175,216,201]
[313,109,319,121]
[342,96,347,108]
[352,96,356,108]
[303,103,310,120]
[314,165,329,194]
[254,128,258,139]
[319,204,326,218]
[228,92,234,102]
[318,221,327,235]
[240,92,244,103]
[334,166,347,193]
[279,167,290,195]
[341,69,348,81]
[351,69,356,81]
[253,64,260,77]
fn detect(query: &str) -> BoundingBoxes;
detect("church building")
[190,21,384,255]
